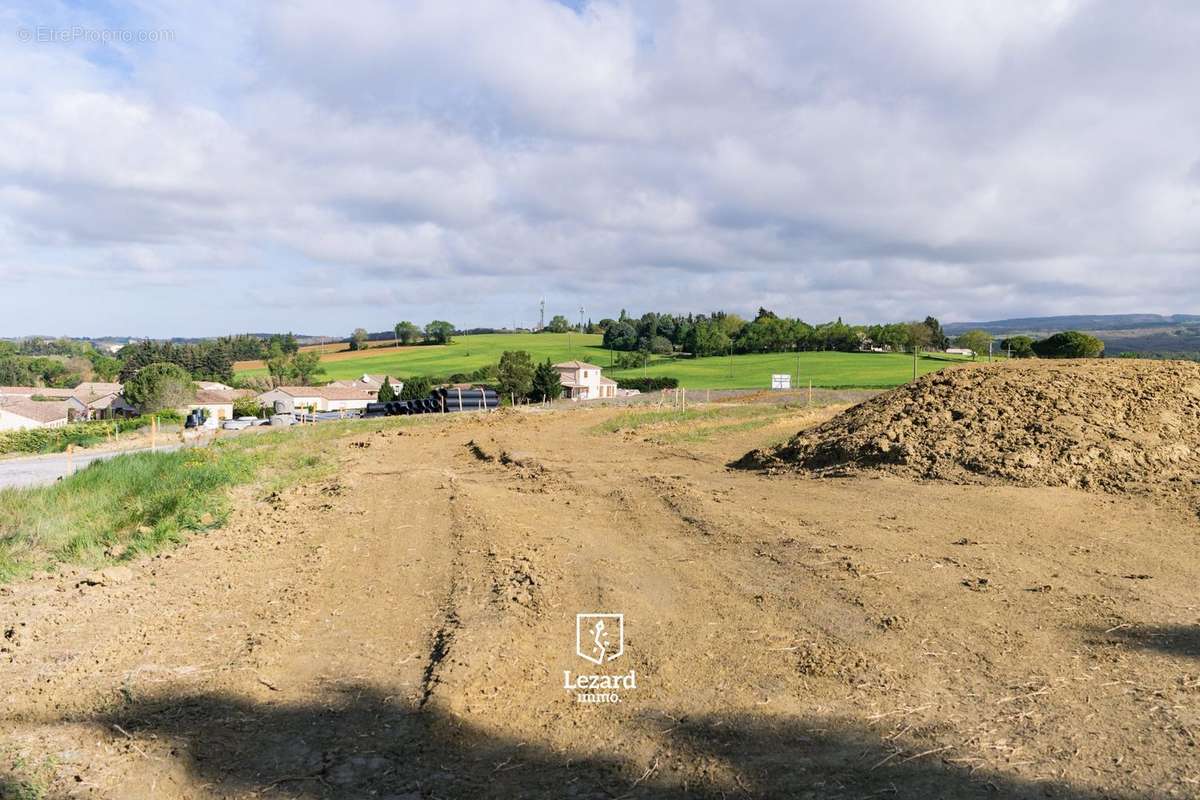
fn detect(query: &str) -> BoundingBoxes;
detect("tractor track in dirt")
[1,403,1198,798]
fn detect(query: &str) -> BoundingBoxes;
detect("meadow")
[236,332,982,389]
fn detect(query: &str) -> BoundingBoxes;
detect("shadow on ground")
[1086,623,1200,661]
[68,684,1159,799]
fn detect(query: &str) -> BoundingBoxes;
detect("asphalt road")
[0,444,184,490]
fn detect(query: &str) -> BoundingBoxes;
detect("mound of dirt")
[738,359,1200,509]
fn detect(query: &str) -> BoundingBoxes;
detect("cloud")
[2,0,1200,336]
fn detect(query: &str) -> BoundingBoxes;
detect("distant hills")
[944,314,1200,356]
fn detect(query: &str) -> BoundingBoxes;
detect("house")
[946,348,975,357]
[0,398,77,431]
[553,361,617,401]
[256,386,379,413]
[0,384,130,419]
[196,380,235,392]
[327,374,403,393]
[185,389,254,422]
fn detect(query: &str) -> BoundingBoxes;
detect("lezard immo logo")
[575,613,624,665]
[565,613,636,703]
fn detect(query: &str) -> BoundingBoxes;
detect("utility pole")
[579,305,585,334]
[539,298,545,331]
[912,345,918,381]
[729,342,734,378]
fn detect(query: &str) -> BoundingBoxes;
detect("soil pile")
[739,359,1200,508]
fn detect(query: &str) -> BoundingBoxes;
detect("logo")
[575,613,624,665]
[564,612,636,703]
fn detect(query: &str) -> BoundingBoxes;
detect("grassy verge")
[0,411,182,456]
[0,417,420,582]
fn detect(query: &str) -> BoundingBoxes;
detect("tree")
[122,362,196,413]
[1032,331,1104,359]
[904,321,933,353]
[349,328,369,351]
[291,351,325,384]
[425,320,455,344]
[954,330,993,360]
[546,315,571,333]
[602,321,639,351]
[532,359,564,402]
[1001,335,1036,358]
[378,377,396,402]
[497,350,535,401]
[923,316,949,350]
[683,319,731,357]
[394,321,421,345]
[400,375,432,400]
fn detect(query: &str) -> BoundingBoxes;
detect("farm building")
[257,386,379,413]
[0,398,78,431]
[553,361,617,400]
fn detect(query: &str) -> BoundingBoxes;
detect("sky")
[2,0,1200,338]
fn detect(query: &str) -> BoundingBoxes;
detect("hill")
[234,332,981,389]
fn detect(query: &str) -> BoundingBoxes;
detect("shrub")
[0,412,181,455]
[1031,331,1105,359]
[233,396,263,418]
[400,375,433,400]
[615,377,679,392]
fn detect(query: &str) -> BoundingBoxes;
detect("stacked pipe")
[364,387,499,417]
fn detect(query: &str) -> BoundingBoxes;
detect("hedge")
[0,411,182,455]
[615,377,679,392]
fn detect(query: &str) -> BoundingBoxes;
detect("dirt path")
[2,405,1198,798]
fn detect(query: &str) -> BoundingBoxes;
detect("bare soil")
[742,359,1200,515]
[2,398,1198,798]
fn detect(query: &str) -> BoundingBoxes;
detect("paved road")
[0,444,185,490]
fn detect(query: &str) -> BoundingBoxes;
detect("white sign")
[771,373,792,390]
[564,612,637,704]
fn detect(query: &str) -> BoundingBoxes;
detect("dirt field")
[2,399,1198,798]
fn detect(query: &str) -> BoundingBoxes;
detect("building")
[553,361,617,401]
[946,348,975,357]
[326,374,403,393]
[185,389,255,423]
[196,381,236,392]
[0,383,132,420]
[256,385,379,413]
[0,398,77,431]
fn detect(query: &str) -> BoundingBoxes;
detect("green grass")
[235,333,985,389]
[605,350,983,389]
[237,333,606,381]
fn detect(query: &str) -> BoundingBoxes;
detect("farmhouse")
[257,386,378,413]
[553,361,617,401]
[0,398,77,431]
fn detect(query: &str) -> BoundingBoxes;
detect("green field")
[236,332,983,389]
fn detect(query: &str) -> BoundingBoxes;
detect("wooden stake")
[66,443,74,475]
[808,379,813,407]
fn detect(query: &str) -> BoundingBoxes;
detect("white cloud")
[2,0,1200,336]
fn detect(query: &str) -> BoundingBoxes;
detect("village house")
[0,383,133,420]
[0,398,77,431]
[256,385,379,413]
[185,388,255,423]
[553,361,617,400]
